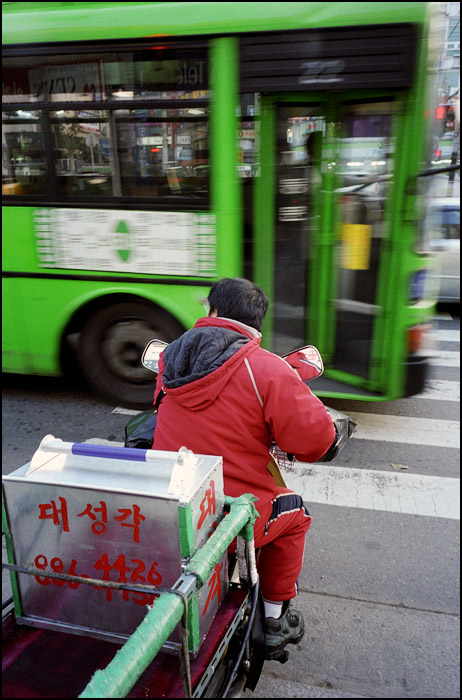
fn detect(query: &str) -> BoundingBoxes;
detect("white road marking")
[430,351,460,368]
[347,413,460,449]
[90,436,460,520]
[434,329,460,343]
[113,407,460,449]
[284,464,460,520]
[417,380,460,402]
[113,406,141,415]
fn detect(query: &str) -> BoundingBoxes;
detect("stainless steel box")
[2,436,227,653]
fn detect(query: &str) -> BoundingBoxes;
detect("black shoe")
[265,605,304,657]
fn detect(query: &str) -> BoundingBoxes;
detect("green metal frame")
[78,493,259,698]
[178,501,195,559]
[210,37,243,279]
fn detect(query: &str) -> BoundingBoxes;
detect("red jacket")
[153,317,335,506]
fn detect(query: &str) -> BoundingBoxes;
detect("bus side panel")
[2,277,208,376]
[2,278,34,374]
[2,207,39,272]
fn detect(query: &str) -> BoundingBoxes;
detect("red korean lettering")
[128,559,162,586]
[94,553,140,602]
[126,559,163,603]
[38,497,70,532]
[67,558,89,589]
[94,553,112,580]
[131,559,162,606]
[124,560,145,603]
[197,480,216,530]
[92,553,164,605]
[94,553,113,601]
[146,560,163,586]
[94,554,130,586]
[130,558,146,583]
[34,554,51,585]
[49,557,66,587]
[114,504,145,543]
[202,561,222,616]
[76,500,108,535]
[112,553,130,583]
[34,554,88,589]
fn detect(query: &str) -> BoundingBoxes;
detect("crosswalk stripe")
[113,406,141,415]
[417,379,460,402]
[430,351,460,367]
[87,437,459,519]
[433,329,460,343]
[347,412,460,448]
[114,404,460,447]
[284,464,460,519]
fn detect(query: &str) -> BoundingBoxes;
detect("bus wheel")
[78,301,184,409]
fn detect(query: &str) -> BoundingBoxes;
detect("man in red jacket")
[153,277,336,657]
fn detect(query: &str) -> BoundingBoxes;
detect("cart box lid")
[3,435,221,502]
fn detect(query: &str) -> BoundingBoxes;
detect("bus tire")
[78,301,184,409]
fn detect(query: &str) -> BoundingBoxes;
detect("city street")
[2,1,460,697]
[2,311,460,698]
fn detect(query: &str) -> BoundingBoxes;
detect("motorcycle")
[125,340,356,478]
[2,341,354,699]
[122,339,355,691]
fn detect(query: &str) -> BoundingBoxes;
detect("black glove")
[317,407,356,462]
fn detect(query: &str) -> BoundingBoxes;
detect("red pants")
[253,487,312,602]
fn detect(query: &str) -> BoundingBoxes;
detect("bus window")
[2,111,47,195]
[237,94,258,179]
[115,108,209,198]
[2,46,209,203]
[3,54,106,103]
[51,110,114,196]
[2,48,208,103]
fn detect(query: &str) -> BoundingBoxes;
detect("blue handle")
[71,443,149,462]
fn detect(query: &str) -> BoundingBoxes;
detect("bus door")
[254,98,396,396]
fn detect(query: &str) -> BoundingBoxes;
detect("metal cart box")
[2,436,227,654]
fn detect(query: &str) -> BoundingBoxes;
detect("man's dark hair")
[207,277,268,332]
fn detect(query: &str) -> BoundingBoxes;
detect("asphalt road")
[2,310,460,698]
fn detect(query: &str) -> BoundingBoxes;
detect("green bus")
[2,2,439,408]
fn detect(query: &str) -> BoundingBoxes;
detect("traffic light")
[436,104,448,120]
[434,104,455,135]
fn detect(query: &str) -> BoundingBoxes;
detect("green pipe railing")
[79,493,259,699]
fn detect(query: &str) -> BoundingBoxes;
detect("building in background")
[437,2,460,100]
[433,1,460,183]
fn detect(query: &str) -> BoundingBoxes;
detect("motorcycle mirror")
[282,345,324,381]
[141,339,168,374]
